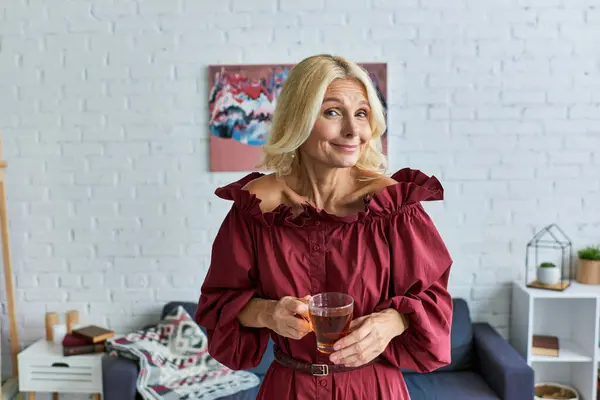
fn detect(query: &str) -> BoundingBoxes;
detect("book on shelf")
[62,333,92,348]
[63,342,105,357]
[71,325,115,343]
[532,334,559,357]
[61,324,114,356]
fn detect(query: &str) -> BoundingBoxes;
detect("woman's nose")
[343,118,359,137]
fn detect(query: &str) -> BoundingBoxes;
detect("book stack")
[532,334,559,357]
[62,325,115,357]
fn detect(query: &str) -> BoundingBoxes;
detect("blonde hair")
[256,54,387,177]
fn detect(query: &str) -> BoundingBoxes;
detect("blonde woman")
[195,54,453,399]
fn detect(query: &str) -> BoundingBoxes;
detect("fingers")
[284,317,312,339]
[283,297,311,326]
[285,314,312,333]
[330,332,376,367]
[333,320,370,351]
[330,318,381,367]
[283,296,309,316]
[273,296,313,340]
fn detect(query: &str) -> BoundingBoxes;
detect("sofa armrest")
[102,354,139,400]
[472,322,534,400]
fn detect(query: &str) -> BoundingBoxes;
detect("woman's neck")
[287,162,357,211]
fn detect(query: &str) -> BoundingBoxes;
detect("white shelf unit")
[510,280,600,400]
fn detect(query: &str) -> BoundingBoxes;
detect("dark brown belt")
[273,344,380,376]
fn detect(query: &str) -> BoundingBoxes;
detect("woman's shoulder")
[215,172,305,227]
[240,172,276,193]
[213,167,444,225]
[241,173,285,213]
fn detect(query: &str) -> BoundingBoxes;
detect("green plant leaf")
[578,245,600,261]
[539,262,556,268]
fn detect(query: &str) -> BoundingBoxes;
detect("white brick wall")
[2,0,600,381]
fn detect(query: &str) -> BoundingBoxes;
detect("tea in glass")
[308,293,354,354]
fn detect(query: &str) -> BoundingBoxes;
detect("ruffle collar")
[214,168,443,227]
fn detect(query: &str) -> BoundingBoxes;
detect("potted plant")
[576,245,600,284]
[537,262,560,285]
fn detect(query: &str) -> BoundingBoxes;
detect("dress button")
[315,221,320,226]
[320,379,327,387]
[313,244,320,251]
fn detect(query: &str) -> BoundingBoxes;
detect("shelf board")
[532,340,592,363]
[515,280,600,299]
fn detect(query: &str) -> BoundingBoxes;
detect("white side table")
[18,338,103,399]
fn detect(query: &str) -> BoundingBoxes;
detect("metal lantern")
[525,224,573,291]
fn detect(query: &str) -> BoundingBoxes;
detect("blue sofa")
[103,298,534,400]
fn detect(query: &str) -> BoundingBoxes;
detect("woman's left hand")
[329,309,408,368]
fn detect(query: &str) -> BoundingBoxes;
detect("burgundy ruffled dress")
[195,168,454,400]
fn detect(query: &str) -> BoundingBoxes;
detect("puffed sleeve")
[194,203,270,370]
[375,203,453,373]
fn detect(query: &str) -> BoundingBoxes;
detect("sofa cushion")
[436,298,474,372]
[162,301,198,320]
[404,371,499,400]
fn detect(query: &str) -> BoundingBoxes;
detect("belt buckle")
[311,364,329,376]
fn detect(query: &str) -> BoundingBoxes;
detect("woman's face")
[299,79,372,169]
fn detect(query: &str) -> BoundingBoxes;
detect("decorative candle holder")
[45,312,58,342]
[66,310,79,334]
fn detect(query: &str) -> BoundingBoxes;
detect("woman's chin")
[307,153,360,169]
[330,156,360,169]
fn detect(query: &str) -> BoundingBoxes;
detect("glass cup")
[307,292,354,354]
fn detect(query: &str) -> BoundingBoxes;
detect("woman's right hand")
[268,295,313,340]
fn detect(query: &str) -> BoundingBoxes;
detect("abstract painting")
[208,63,387,171]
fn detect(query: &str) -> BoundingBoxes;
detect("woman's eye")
[325,109,339,117]
[356,110,368,118]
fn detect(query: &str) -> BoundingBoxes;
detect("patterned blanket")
[106,306,260,400]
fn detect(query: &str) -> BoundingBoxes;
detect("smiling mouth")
[332,143,359,152]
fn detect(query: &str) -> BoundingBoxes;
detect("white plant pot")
[534,382,579,400]
[537,267,561,285]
